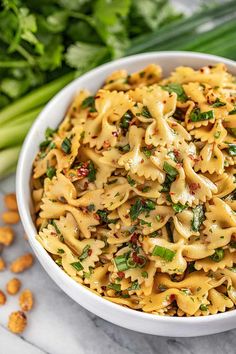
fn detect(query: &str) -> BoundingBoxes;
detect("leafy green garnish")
[71,261,84,271]
[87,161,97,182]
[119,144,130,152]
[228,144,236,156]
[79,245,91,261]
[57,249,65,254]
[87,204,95,212]
[127,280,140,291]
[163,161,178,178]
[212,98,226,107]
[61,137,71,154]
[190,108,214,122]
[127,175,136,186]
[200,304,208,311]
[97,209,118,224]
[229,108,236,115]
[140,106,152,118]
[81,96,97,112]
[141,147,152,158]
[191,205,204,232]
[162,83,187,102]
[129,198,156,221]
[114,254,129,271]
[172,203,187,213]
[107,283,121,292]
[152,245,175,261]
[210,248,224,262]
[46,166,56,179]
[120,110,133,129]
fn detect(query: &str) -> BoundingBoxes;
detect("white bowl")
[16,51,236,337]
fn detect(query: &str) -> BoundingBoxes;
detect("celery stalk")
[0,146,21,179]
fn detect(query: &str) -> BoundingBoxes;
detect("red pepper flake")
[88,249,92,256]
[81,207,88,214]
[112,131,118,137]
[103,140,111,149]
[117,271,125,278]
[169,192,175,195]
[92,135,98,139]
[169,294,175,302]
[130,233,138,244]
[141,159,144,164]
[132,252,145,265]
[189,182,201,194]
[94,213,100,221]
[101,286,106,291]
[77,162,89,178]
[176,162,182,169]
[114,233,119,239]
[124,215,129,219]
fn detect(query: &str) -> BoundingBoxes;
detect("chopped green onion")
[142,147,152,158]
[61,137,71,154]
[71,261,84,271]
[127,258,137,268]
[141,271,148,278]
[212,98,226,107]
[45,127,56,139]
[46,166,56,179]
[79,245,91,261]
[163,161,178,178]
[190,108,214,122]
[120,111,133,129]
[57,249,65,254]
[140,106,152,118]
[127,280,140,291]
[200,304,208,311]
[114,255,129,271]
[229,108,236,115]
[108,283,121,292]
[152,245,176,262]
[210,248,224,262]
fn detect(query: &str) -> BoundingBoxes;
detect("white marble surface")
[0,176,236,354]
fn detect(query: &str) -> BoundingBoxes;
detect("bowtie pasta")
[32,63,236,317]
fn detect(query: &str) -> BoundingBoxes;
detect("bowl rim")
[16,51,236,327]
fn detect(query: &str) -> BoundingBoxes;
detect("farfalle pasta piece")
[195,250,236,272]
[194,143,225,174]
[204,197,236,248]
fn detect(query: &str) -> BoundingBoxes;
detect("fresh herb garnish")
[141,271,148,278]
[57,249,65,254]
[163,161,178,178]
[229,108,236,115]
[142,146,152,158]
[127,175,136,186]
[140,106,152,118]
[190,108,214,122]
[114,254,129,271]
[200,304,208,311]
[107,283,121,292]
[97,209,118,224]
[45,127,56,139]
[79,245,91,261]
[81,96,97,112]
[46,166,56,179]
[212,98,226,107]
[87,204,95,212]
[129,198,156,221]
[162,83,187,102]
[191,205,204,232]
[71,261,84,271]
[228,144,236,156]
[87,161,97,182]
[127,280,140,291]
[210,248,224,262]
[61,137,71,154]
[152,245,175,262]
[120,111,133,130]
[172,202,187,213]
[228,128,236,137]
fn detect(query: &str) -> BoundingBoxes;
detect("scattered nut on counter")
[0,290,6,305]
[10,253,34,273]
[1,211,20,225]
[4,193,18,211]
[6,278,21,295]
[19,289,34,312]
[0,257,5,271]
[0,226,14,246]
[8,311,27,334]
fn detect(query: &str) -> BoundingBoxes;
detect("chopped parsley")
[140,106,152,118]
[46,166,56,179]
[87,204,95,212]
[120,110,133,130]
[57,249,65,254]
[162,83,187,102]
[141,146,152,158]
[107,283,121,292]
[212,98,226,107]
[200,304,208,311]
[229,108,236,115]
[152,245,175,262]
[96,209,118,224]
[191,205,204,232]
[81,96,97,112]
[190,108,214,122]
[163,161,178,178]
[127,280,140,291]
[141,271,148,278]
[45,127,56,139]
[228,144,236,156]
[61,137,71,154]
[210,248,224,262]
[87,161,97,182]
[119,144,130,152]
[127,175,136,186]
[172,202,187,213]
[129,198,156,221]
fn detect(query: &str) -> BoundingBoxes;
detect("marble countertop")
[0,175,235,354]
